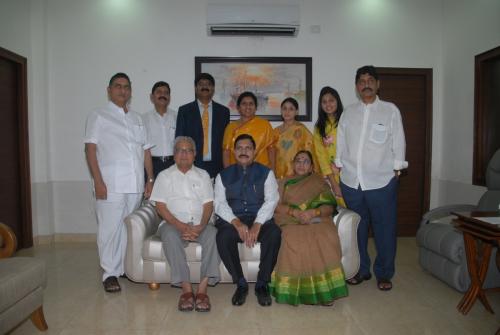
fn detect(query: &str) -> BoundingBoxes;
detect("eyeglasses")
[175,148,194,154]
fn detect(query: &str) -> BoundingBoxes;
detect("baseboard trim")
[33,234,97,245]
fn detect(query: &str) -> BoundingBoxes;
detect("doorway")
[377,68,432,236]
[0,46,32,248]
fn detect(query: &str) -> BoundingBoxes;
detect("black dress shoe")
[103,276,121,293]
[255,286,272,306]
[346,272,372,285]
[232,285,249,306]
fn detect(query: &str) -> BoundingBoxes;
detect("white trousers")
[95,192,142,281]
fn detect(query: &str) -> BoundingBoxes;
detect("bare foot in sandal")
[195,293,211,312]
[178,292,195,311]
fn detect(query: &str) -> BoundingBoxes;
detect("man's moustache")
[159,96,167,100]
[201,88,209,92]
[362,88,372,92]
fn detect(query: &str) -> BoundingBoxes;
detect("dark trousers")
[215,215,281,284]
[151,157,175,179]
[340,177,399,280]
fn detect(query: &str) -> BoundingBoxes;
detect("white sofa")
[124,202,360,289]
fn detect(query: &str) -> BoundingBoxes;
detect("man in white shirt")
[84,73,154,293]
[214,134,281,307]
[150,136,220,312]
[143,81,177,178]
[335,66,408,291]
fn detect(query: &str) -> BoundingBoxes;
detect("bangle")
[315,208,321,216]
[287,206,294,216]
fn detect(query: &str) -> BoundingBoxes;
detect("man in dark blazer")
[176,73,230,178]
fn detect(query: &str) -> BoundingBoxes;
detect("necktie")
[202,104,209,156]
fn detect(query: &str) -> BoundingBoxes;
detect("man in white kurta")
[150,136,220,312]
[84,73,154,292]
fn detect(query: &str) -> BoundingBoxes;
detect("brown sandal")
[195,293,211,312]
[178,292,195,312]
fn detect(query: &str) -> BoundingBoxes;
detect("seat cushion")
[0,257,46,313]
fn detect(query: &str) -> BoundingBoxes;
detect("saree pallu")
[269,173,348,305]
[312,123,346,208]
[273,122,314,179]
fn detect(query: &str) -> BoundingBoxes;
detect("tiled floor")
[9,238,500,335]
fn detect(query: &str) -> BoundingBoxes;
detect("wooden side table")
[452,211,500,315]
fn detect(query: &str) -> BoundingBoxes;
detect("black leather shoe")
[231,285,249,306]
[103,276,121,293]
[255,286,272,306]
[346,272,372,285]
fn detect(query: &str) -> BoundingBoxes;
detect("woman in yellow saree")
[269,150,348,306]
[222,91,275,169]
[273,97,314,179]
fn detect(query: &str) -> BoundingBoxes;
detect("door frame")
[0,46,32,248]
[377,67,433,230]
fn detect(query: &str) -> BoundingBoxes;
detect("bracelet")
[287,206,294,216]
[315,208,321,216]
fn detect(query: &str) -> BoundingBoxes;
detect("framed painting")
[195,56,312,121]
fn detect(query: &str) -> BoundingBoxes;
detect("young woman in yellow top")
[313,86,346,207]
[273,97,313,179]
[222,91,275,169]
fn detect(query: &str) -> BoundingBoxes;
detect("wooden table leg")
[457,233,494,314]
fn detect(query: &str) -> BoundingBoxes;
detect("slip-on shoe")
[231,285,249,306]
[255,286,272,306]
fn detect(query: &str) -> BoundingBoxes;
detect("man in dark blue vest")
[214,134,281,307]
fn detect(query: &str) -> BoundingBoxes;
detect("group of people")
[84,65,408,312]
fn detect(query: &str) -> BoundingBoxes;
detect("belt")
[152,156,174,162]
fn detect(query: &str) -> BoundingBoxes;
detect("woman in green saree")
[269,150,348,306]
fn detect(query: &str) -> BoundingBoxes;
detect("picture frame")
[195,56,312,121]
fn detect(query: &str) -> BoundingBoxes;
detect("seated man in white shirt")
[214,134,281,307]
[150,136,220,312]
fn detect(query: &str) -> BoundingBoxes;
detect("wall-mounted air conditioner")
[207,3,300,37]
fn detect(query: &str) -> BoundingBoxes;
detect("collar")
[197,99,212,109]
[361,95,380,107]
[108,101,127,115]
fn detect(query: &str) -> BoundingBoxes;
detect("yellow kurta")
[223,116,275,167]
[273,122,313,179]
[313,122,346,207]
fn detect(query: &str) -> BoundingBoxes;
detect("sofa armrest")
[124,202,162,281]
[0,222,17,258]
[420,204,476,228]
[333,208,361,279]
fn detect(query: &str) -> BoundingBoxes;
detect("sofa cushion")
[0,257,46,313]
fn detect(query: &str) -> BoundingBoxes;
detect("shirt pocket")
[369,123,388,144]
[130,124,146,144]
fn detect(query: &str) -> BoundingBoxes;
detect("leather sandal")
[377,278,393,291]
[178,292,195,312]
[195,293,211,312]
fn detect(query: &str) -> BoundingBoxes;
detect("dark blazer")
[175,100,230,178]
